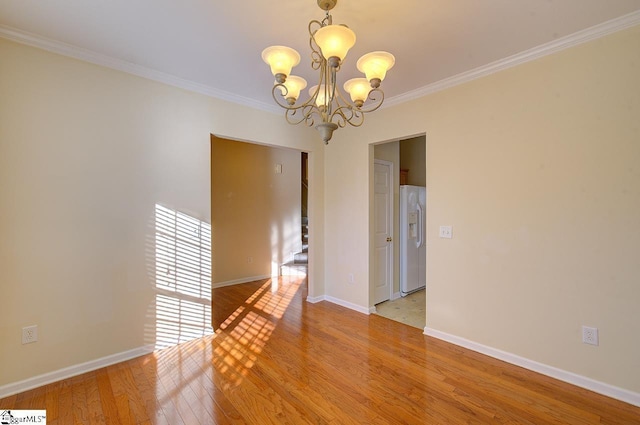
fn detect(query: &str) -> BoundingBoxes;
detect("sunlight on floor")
[144,276,304,420]
[144,204,305,418]
[212,277,302,387]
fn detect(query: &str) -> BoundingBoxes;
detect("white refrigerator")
[400,185,426,296]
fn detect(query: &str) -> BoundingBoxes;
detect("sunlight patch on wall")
[154,204,213,349]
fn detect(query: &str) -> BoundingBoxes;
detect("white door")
[373,160,393,304]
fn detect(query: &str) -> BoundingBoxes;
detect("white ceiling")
[2,0,640,110]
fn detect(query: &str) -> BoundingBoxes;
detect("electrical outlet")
[348,273,355,284]
[439,225,453,239]
[22,325,38,344]
[247,256,253,264]
[582,326,598,346]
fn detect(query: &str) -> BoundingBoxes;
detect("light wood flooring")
[1,276,639,424]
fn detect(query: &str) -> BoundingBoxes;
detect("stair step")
[299,216,308,262]
[294,252,308,264]
[280,262,307,276]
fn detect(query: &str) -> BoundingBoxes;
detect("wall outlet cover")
[22,325,38,344]
[582,326,599,346]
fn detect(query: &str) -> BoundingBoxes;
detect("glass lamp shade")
[262,46,301,78]
[277,75,307,101]
[343,78,371,104]
[357,51,395,83]
[309,85,328,107]
[313,25,356,61]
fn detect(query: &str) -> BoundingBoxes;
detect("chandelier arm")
[270,83,299,109]
[328,108,347,128]
[327,90,358,128]
[328,65,338,116]
[356,88,386,113]
[325,87,366,128]
[334,83,385,114]
[285,105,317,127]
[304,59,332,123]
[272,83,328,129]
[308,20,324,70]
[331,84,352,106]
[310,51,323,70]
[331,105,365,128]
[272,82,324,111]
[331,84,386,114]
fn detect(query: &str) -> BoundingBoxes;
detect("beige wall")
[326,26,640,393]
[0,38,325,388]
[211,137,301,284]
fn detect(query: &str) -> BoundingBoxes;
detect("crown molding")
[384,10,640,108]
[0,24,280,114]
[2,9,639,112]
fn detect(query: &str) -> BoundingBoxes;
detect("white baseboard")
[424,327,640,408]
[305,294,371,315]
[0,345,155,399]
[212,275,271,289]
[306,294,325,303]
[322,296,371,315]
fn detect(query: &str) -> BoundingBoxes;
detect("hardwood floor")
[2,275,639,424]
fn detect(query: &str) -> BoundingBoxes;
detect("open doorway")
[371,135,426,329]
[210,135,307,285]
[210,135,311,331]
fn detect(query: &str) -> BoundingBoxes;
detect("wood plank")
[1,276,639,424]
[95,368,119,425]
[107,362,150,424]
[56,379,73,424]
[44,382,61,422]
[70,374,90,424]
[128,356,171,425]
[135,353,186,425]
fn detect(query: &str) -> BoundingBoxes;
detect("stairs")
[281,152,309,277]
[281,217,308,276]
[296,216,308,263]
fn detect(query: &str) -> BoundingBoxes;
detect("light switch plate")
[439,225,453,239]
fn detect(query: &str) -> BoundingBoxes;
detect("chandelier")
[261,0,395,144]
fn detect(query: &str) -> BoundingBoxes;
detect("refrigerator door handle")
[416,203,424,248]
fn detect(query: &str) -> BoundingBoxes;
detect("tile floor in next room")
[374,288,426,329]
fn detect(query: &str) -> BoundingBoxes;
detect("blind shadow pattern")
[154,204,213,349]
[211,277,302,387]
